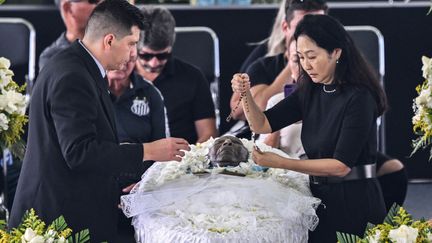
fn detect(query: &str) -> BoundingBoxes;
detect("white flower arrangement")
[337,204,432,243]
[0,208,90,243]
[0,57,28,158]
[411,56,432,160]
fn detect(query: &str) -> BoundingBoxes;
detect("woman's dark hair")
[293,14,387,115]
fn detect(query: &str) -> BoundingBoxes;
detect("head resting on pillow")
[208,136,249,167]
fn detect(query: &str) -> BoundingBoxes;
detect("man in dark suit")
[9,1,189,242]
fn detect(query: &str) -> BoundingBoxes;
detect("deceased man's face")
[208,136,249,167]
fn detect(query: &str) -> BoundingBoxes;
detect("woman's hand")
[231,73,251,94]
[252,147,283,168]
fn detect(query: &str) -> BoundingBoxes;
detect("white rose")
[0,57,11,70]
[388,225,418,243]
[427,95,432,109]
[1,89,27,114]
[0,69,13,88]
[422,56,432,79]
[416,89,429,107]
[28,235,45,243]
[22,228,37,242]
[0,113,9,131]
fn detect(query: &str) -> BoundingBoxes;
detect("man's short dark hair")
[85,0,146,41]
[285,0,328,24]
[138,7,176,51]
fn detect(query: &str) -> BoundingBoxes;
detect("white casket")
[121,138,320,243]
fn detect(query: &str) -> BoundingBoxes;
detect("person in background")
[107,50,168,243]
[258,37,305,159]
[135,6,217,144]
[38,0,102,71]
[238,0,287,73]
[10,1,189,242]
[108,55,168,146]
[230,0,328,121]
[232,14,387,242]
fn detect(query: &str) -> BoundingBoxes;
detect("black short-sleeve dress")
[265,82,386,242]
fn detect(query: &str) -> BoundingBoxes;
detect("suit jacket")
[10,41,143,242]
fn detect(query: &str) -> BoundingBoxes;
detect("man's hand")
[143,138,190,162]
[122,183,137,193]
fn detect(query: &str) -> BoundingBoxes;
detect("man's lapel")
[71,41,118,140]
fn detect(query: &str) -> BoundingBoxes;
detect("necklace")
[322,85,336,93]
[226,77,256,143]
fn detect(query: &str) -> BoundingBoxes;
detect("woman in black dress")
[231,14,387,243]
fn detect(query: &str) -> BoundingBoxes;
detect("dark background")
[1,4,432,179]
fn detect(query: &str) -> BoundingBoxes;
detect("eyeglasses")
[68,0,101,4]
[138,52,171,61]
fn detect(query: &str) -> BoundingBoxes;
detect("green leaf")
[73,229,90,243]
[363,223,375,237]
[9,140,26,162]
[0,220,7,231]
[50,215,68,232]
[384,203,401,226]
[0,0,5,4]
[336,231,361,243]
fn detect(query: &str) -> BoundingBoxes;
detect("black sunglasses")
[138,52,171,61]
[68,0,101,4]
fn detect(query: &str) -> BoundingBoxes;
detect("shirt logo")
[131,97,150,117]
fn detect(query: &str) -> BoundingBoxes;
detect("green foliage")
[50,215,68,232]
[14,208,46,236]
[0,0,5,4]
[363,223,375,238]
[0,113,28,155]
[384,203,402,225]
[70,229,90,243]
[0,220,6,231]
[9,139,26,161]
[336,231,362,243]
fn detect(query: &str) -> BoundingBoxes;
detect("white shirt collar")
[78,40,106,78]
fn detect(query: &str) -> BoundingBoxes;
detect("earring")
[336,60,339,64]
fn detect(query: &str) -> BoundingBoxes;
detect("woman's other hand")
[252,147,282,168]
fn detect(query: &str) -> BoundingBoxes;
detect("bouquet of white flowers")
[0,208,90,243]
[0,57,28,159]
[337,204,432,243]
[411,56,432,160]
